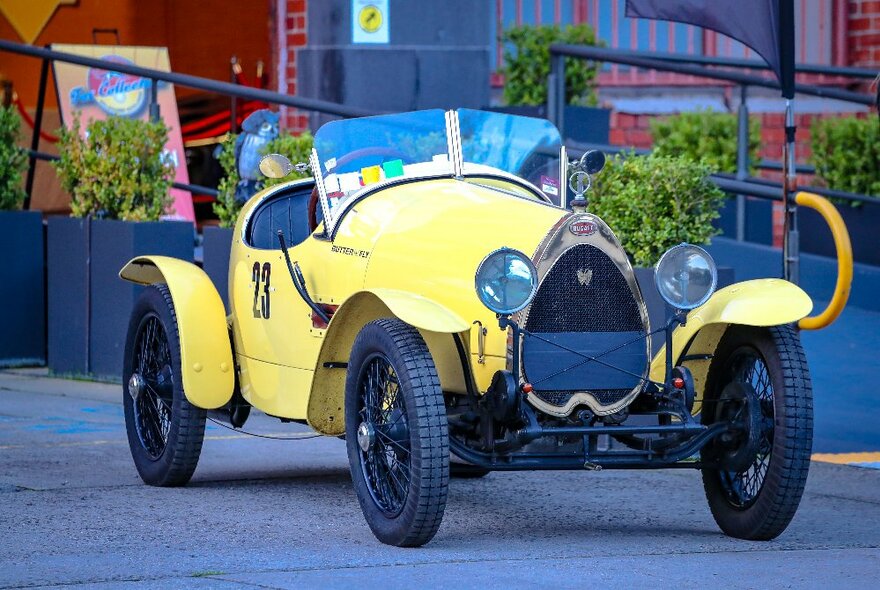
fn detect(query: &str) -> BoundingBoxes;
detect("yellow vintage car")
[119,109,814,547]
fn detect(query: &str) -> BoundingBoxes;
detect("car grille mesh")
[525,244,642,334]
[525,244,645,409]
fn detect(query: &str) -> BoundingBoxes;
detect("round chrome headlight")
[475,248,538,315]
[654,244,717,310]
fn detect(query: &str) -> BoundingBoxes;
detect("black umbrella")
[626,0,800,280]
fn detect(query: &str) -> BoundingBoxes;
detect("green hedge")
[0,105,28,210]
[590,153,726,267]
[809,116,880,200]
[54,115,174,221]
[501,23,601,107]
[213,130,313,228]
[650,110,761,175]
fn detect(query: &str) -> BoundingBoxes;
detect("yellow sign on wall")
[352,0,389,44]
[0,0,75,44]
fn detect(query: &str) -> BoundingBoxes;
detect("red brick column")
[848,0,880,67]
[273,0,309,132]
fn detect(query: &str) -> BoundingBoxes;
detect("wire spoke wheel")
[357,354,412,516]
[345,319,449,547]
[701,324,813,541]
[123,285,206,487]
[132,314,174,459]
[716,350,773,509]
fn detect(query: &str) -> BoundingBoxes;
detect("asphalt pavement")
[1,339,879,589]
[801,302,880,455]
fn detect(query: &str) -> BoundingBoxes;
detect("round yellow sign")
[358,5,382,33]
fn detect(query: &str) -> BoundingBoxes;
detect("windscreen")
[312,109,451,223]
[457,108,564,204]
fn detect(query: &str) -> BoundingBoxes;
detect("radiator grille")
[524,244,645,410]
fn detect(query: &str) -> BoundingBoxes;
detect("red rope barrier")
[13,96,59,143]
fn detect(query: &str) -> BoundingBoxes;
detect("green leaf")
[0,105,28,210]
[590,153,726,267]
[52,113,174,221]
[808,116,880,206]
[500,23,602,107]
[650,110,761,175]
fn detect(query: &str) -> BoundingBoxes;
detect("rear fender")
[308,290,467,435]
[649,278,813,388]
[119,256,234,409]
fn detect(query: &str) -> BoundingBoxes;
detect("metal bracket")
[473,320,487,364]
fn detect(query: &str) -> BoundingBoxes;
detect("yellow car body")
[121,176,811,432]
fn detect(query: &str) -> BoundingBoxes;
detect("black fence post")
[549,52,566,134]
[24,54,50,210]
[735,84,750,242]
[149,77,160,122]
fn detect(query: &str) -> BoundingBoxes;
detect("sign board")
[352,0,389,44]
[52,44,194,221]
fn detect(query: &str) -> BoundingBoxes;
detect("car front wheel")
[700,324,813,540]
[345,319,449,547]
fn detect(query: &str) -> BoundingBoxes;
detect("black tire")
[123,285,206,486]
[345,319,449,547]
[700,324,813,540]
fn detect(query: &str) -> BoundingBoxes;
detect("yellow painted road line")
[0,433,317,450]
[812,452,880,465]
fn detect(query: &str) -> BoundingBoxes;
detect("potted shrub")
[495,23,609,144]
[48,114,193,380]
[805,115,880,265]
[0,104,45,366]
[590,152,733,336]
[650,110,769,244]
[205,129,313,309]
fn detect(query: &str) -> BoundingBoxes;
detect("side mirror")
[259,154,294,179]
[579,150,605,175]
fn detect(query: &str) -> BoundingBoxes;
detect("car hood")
[333,177,568,327]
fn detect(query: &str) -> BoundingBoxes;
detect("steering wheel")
[307,147,415,232]
[333,146,414,171]
[307,185,321,233]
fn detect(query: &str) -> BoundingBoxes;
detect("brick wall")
[274,0,309,132]
[849,0,880,67]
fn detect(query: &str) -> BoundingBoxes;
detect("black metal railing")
[0,39,384,206]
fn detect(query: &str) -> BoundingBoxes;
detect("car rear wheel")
[700,324,812,540]
[123,285,206,487]
[345,319,449,547]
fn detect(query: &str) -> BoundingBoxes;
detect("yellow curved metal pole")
[795,191,853,330]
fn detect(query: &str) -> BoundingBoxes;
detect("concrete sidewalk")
[1,369,879,589]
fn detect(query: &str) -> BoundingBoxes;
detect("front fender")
[649,278,812,382]
[364,288,470,333]
[119,256,234,409]
[307,289,468,435]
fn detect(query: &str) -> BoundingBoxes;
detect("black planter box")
[635,266,735,353]
[487,105,611,144]
[202,226,234,312]
[714,196,774,245]
[47,217,193,381]
[0,210,46,367]
[799,199,880,267]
